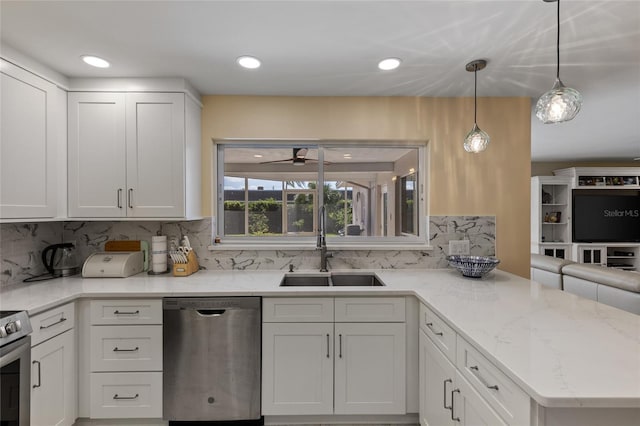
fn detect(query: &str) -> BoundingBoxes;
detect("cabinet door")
[31,328,76,426]
[1,59,57,219]
[126,93,185,217]
[334,322,405,415]
[420,330,455,426]
[453,371,507,426]
[577,245,606,266]
[262,322,333,415]
[68,92,126,217]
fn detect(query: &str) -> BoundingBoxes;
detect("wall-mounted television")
[572,190,640,242]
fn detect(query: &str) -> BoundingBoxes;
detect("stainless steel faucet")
[317,205,332,272]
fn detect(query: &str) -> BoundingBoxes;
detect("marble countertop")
[1,268,639,409]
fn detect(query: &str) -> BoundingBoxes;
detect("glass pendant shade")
[464,124,490,153]
[463,59,489,153]
[535,78,582,124]
[536,0,582,124]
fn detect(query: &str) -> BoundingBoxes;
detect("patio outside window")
[217,142,425,244]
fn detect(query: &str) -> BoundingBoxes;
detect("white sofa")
[530,254,575,290]
[562,263,640,315]
[531,254,640,315]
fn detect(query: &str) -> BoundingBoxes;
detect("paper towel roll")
[151,235,167,273]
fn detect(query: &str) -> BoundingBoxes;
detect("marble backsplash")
[1,216,494,288]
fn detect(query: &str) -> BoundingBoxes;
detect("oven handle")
[32,360,41,388]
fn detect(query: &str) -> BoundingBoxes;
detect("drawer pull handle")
[326,334,330,358]
[113,393,139,400]
[443,378,452,410]
[469,365,500,391]
[450,388,461,422]
[128,188,134,209]
[113,346,139,352]
[426,322,444,336]
[32,360,41,388]
[117,188,123,208]
[339,334,343,358]
[39,317,66,329]
[113,310,140,315]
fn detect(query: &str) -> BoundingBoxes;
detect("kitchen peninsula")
[2,268,638,426]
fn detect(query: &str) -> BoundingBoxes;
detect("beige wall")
[201,96,531,277]
[532,161,640,176]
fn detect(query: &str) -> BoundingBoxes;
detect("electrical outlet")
[449,240,470,255]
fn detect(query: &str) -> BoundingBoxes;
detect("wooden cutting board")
[105,240,141,252]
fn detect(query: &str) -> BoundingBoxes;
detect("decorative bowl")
[446,255,500,278]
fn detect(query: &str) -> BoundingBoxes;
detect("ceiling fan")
[259,148,330,166]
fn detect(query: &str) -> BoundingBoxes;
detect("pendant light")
[464,59,490,153]
[535,0,582,124]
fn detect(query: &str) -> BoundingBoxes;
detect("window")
[217,142,425,244]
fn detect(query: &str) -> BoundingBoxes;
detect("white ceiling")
[1,0,639,162]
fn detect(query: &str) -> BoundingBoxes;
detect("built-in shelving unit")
[605,245,638,271]
[574,244,639,271]
[555,167,640,190]
[531,176,573,259]
[532,168,640,269]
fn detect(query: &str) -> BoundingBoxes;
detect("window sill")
[208,241,434,251]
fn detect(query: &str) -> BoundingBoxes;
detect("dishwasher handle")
[196,309,226,317]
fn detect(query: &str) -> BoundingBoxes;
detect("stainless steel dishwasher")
[163,297,261,423]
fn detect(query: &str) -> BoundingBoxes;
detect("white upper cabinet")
[68,91,199,219]
[68,92,127,217]
[125,93,185,217]
[1,59,58,219]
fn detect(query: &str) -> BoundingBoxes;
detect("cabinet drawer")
[456,335,530,426]
[90,299,161,325]
[419,303,456,363]
[335,297,405,322]
[90,325,162,372]
[89,372,162,419]
[263,298,334,322]
[30,302,75,346]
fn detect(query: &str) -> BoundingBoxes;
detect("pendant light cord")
[556,0,561,79]
[474,66,478,124]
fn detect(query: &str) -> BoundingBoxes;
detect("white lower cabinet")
[334,322,405,415]
[419,329,505,426]
[30,328,76,426]
[262,322,334,415]
[87,299,163,419]
[419,302,530,426]
[262,297,406,417]
[89,372,162,419]
[419,327,455,426]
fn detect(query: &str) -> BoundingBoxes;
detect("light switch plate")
[449,240,470,255]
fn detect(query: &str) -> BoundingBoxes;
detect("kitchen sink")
[280,275,330,286]
[279,273,385,287]
[329,273,385,287]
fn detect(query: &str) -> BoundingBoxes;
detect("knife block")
[172,251,199,277]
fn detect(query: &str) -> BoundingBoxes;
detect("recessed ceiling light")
[343,154,352,158]
[253,154,263,158]
[81,55,110,68]
[237,56,261,69]
[378,58,401,71]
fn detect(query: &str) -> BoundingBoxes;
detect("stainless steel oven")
[0,311,33,426]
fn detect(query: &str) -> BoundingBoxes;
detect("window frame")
[214,140,430,248]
